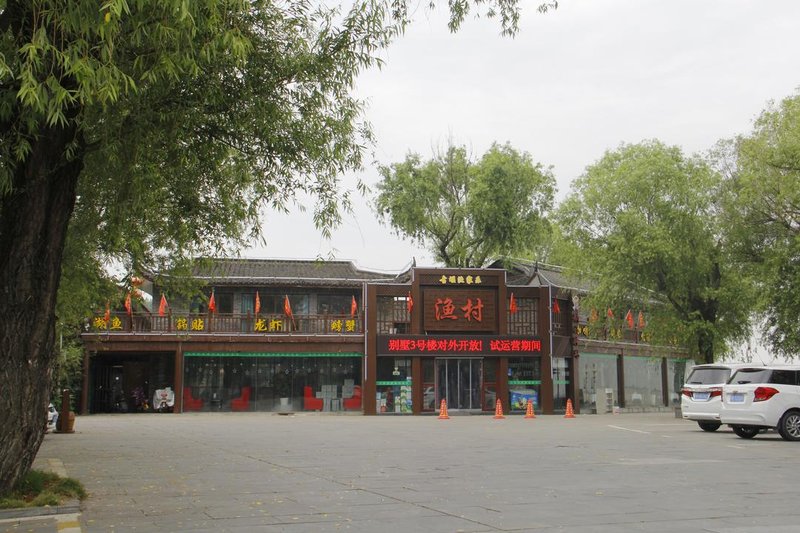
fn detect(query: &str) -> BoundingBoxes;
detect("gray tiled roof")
[184,258,398,288]
[488,258,593,293]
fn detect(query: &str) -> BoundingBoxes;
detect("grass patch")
[0,469,86,509]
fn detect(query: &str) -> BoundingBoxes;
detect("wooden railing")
[573,317,647,343]
[88,312,364,335]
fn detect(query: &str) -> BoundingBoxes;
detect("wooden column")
[617,352,625,408]
[173,345,183,413]
[412,356,422,415]
[364,283,377,415]
[80,349,90,415]
[497,357,509,414]
[571,354,580,415]
[538,287,554,414]
[540,353,553,415]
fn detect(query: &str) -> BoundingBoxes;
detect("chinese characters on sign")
[251,318,356,332]
[438,275,482,285]
[425,289,495,332]
[254,318,285,332]
[329,319,357,333]
[434,297,484,322]
[380,335,542,355]
[434,298,458,320]
[461,298,483,322]
[172,317,205,331]
[93,316,123,330]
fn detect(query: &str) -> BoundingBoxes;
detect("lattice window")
[507,297,538,335]
[376,295,411,334]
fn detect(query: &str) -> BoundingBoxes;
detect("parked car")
[681,363,751,431]
[46,403,58,433]
[720,365,800,441]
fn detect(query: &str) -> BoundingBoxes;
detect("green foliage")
[725,92,800,358]
[1,0,558,304]
[0,0,557,497]
[556,140,752,362]
[0,469,86,509]
[373,142,555,267]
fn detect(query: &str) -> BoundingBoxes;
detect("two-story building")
[79,258,689,415]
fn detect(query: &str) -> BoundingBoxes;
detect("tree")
[556,140,751,363]
[373,143,556,267]
[724,93,800,358]
[0,0,557,494]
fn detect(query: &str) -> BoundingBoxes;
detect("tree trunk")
[697,329,715,365]
[0,123,82,495]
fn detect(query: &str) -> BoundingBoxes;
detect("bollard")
[58,388,75,433]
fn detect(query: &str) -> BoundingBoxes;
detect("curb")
[0,498,80,520]
[0,457,82,525]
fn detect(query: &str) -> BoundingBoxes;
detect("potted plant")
[273,368,292,408]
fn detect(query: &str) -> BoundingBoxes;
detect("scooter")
[131,386,150,412]
[153,387,175,413]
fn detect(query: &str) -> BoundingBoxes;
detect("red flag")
[104,301,111,323]
[284,295,293,319]
[159,294,168,317]
[509,292,518,314]
[208,291,216,313]
[638,311,646,329]
[254,291,261,315]
[552,299,561,314]
[607,308,614,319]
[124,292,132,316]
[351,295,358,318]
[625,309,634,328]
[406,292,413,314]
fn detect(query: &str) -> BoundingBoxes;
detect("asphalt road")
[4,411,800,532]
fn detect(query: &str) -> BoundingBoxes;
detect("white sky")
[244,0,800,274]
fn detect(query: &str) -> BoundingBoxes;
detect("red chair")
[343,385,362,410]
[230,386,251,411]
[303,386,323,411]
[183,387,204,411]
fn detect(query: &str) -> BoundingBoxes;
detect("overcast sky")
[243,0,800,274]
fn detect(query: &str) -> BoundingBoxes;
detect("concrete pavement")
[4,411,800,532]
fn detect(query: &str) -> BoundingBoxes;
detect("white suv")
[681,363,750,432]
[720,365,800,441]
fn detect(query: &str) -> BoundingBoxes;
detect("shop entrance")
[436,358,482,411]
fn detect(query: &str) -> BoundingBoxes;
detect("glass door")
[436,358,482,411]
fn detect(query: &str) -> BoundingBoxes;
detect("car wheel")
[731,425,760,439]
[697,421,721,432]
[778,410,800,442]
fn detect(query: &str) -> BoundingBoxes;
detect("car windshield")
[728,368,772,385]
[686,367,732,385]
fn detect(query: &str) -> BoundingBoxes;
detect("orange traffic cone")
[564,398,576,419]
[524,399,536,419]
[438,398,450,419]
[493,399,505,419]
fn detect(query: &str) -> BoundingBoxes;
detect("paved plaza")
[3,412,800,532]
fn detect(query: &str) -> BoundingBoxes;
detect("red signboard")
[377,335,542,356]
[423,289,496,332]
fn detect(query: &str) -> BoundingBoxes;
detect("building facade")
[79,258,689,415]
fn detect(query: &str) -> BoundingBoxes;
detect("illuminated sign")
[377,335,542,356]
